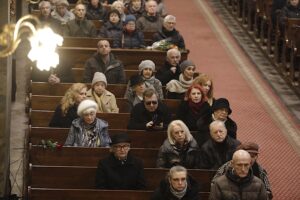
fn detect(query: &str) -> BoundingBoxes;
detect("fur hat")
[55,0,69,6]
[180,60,195,72]
[212,98,232,115]
[138,60,155,73]
[110,132,131,145]
[92,72,107,86]
[237,142,259,154]
[124,14,136,24]
[130,75,144,87]
[77,99,98,117]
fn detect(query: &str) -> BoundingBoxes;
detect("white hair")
[164,15,176,23]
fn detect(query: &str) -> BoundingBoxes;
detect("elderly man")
[63,3,97,37]
[95,132,146,189]
[210,150,268,200]
[83,40,126,83]
[156,48,181,86]
[153,15,186,49]
[136,0,164,32]
[151,166,199,200]
[212,142,273,199]
[197,120,240,170]
[51,0,75,25]
[127,88,171,130]
[38,1,61,32]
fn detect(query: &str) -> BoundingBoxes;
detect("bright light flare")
[27,27,63,71]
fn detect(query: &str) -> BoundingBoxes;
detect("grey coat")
[63,18,97,37]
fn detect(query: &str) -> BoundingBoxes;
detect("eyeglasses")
[145,101,158,105]
[113,144,130,150]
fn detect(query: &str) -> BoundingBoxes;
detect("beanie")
[138,60,155,73]
[124,14,136,24]
[92,72,107,87]
[180,60,195,72]
[130,75,144,87]
[77,99,98,117]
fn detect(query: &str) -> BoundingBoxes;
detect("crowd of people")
[31,0,279,199]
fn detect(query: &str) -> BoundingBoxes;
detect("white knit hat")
[92,72,107,86]
[77,99,98,117]
[138,60,155,73]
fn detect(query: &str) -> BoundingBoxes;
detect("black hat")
[110,133,131,145]
[212,98,232,115]
[130,75,144,87]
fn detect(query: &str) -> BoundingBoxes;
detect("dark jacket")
[49,104,78,128]
[151,176,199,200]
[86,3,106,20]
[95,153,146,190]
[156,61,181,86]
[113,29,145,49]
[153,27,186,49]
[125,3,145,20]
[127,101,172,130]
[210,168,267,200]
[63,18,97,37]
[98,21,123,39]
[136,13,164,32]
[198,137,240,170]
[176,101,211,131]
[83,52,126,84]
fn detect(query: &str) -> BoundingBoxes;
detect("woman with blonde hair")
[156,120,199,168]
[49,83,87,128]
[193,73,214,106]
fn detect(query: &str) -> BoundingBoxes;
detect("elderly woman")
[64,99,111,147]
[193,73,214,106]
[125,0,145,19]
[99,9,123,38]
[124,74,146,108]
[87,72,119,113]
[86,0,107,20]
[176,84,211,131]
[49,83,87,128]
[166,60,196,99]
[156,120,199,168]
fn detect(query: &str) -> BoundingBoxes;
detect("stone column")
[0,0,12,197]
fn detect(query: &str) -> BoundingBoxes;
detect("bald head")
[232,150,251,178]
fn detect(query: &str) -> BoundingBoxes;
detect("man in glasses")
[127,88,172,130]
[95,132,146,189]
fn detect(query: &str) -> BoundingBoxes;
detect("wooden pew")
[28,188,210,200]
[29,165,216,192]
[29,127,167,148]
[30,110,130,128]
[290,25,300,86]
[30,95,180,114]
[29,145,159,168]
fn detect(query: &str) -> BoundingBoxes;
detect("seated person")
[212,142,273,199]
[113,15,145,48]
[176,84,211,131]
[127,88,171,130]
[111,0,126,22]
[63,3,97,37]
[124,75,146,109]
[98,9,123,39]
[151,166,199,200]
[125,0,145,19]
[153,15,185,49]
[166,60,196,99]
[156,120,199,168]
[279,0,300,30]
[83,40,126,83]
[156,48,181,86]
[95,132,146,189]
[87,72,119,113]
[51,0,75,25]
[64,99,111,147]
[136,0,164,32]
[197,120,240,170]
[193,73,214,106]
[86,0,107,20]
[49,83,87,128]
[38,1,62,34]
[154,0,167,17]
[197,98,237,146]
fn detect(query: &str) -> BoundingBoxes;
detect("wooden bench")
[29,165,216,192]
[29,145,159,168]
[28,188,210,200]
[30,95,180,114]
[29,127,167,148]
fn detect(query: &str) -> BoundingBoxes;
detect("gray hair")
[209,120,226,133]
[167,120,193,145]
[168,165,187,179]
[164,15,176,23]
[39,1,51,9]
[166,48,181,58]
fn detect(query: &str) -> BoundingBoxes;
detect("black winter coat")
[98,21,123,39]
[86,3,106,20]
[151,176,200,200]
[49,104,78,128]
[83,52,126,84]
[95,153,146,190]
[127,101,172,130]
[113,30,145,49]
[156,61,181,86]
[153,27,186,49]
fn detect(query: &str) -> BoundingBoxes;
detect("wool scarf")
[170,182,187,199]
[166,74,193,93]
